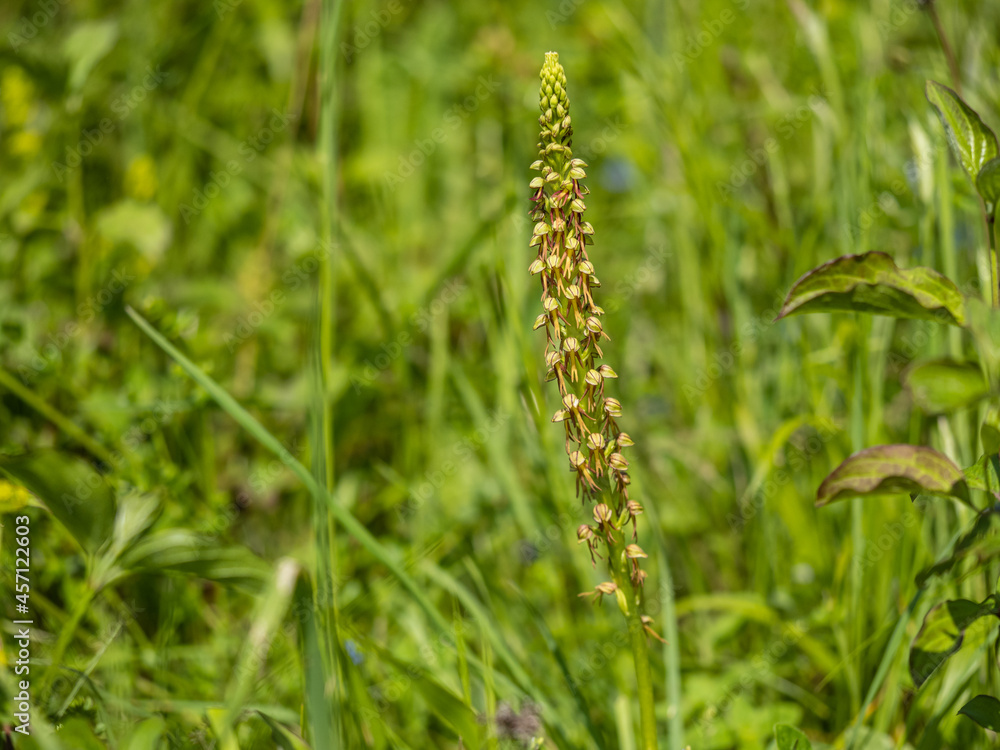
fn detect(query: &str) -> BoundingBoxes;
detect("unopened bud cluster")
[529,52,647,598]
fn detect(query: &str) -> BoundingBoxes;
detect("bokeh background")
[2,0,1000,747]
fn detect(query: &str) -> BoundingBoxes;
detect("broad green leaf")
[958,695,1000,732]
[963,453,1000,495]
[774,723,812,750]
[777,252,966,326]
[904,359,989,413]
[909,596,1000,687]
[108,492,161,556]
[983,403,1000,455]
[85,492,163,591]
[123,717,167,750]
[206,709,239,750]
[258,712,312,750]
[816,445,969,506]
[0,451,116,554]
[968,299,1000,385]
[976,157,1000,208]
[113,529,270,592]
[55,717,105,750]
[926,80,999,185]
[917,508,1000,587]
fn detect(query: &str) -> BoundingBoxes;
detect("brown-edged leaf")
[817,445,969,506]
[778,252,966,326]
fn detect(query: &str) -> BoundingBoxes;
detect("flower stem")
[40,585,99,696]
[626,595,658,749]
[611,537,658,749]
[990,203,999,308]
[925,0,962,95]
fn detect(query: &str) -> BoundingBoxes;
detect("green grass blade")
[847,589,923,749]
[124,306,451,638]
[224,559,300,728]
[296,574,333,750]
[514,587,607,749]
[422,561,541,701]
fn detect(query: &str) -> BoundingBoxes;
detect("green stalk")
[609,538,657,750]
[318,0,341,493]
[39,586,98,696]
[529,52,659,748]
[315,0,344,744]
[925,0,962,94]
[990,202,999,308]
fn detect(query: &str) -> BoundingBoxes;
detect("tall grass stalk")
[314,0,344,744]
[528,52,659,749]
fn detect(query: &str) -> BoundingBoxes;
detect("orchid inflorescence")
[528,52,651,606]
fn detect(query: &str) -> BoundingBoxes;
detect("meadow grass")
[1,0,1000,748]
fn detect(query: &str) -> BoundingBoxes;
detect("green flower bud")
[604,398,622,417]
[528,52,650,604]
[608,452,629,471]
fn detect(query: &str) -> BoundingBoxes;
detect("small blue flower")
[345,639,363,665]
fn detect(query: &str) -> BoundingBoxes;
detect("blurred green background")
[2,0,1000,747]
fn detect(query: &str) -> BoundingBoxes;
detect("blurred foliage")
[1,0,1000,747]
